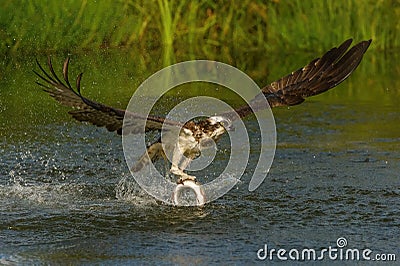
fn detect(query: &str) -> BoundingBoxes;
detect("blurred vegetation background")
[1,0,399,59]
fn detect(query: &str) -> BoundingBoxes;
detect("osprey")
[34,39,371,185]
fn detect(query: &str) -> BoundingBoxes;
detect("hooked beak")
[225,124,235,132]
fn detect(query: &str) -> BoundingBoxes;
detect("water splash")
[115,176,158,206]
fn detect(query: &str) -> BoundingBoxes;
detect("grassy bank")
[1,0,399,60]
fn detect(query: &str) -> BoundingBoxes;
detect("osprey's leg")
[175,155,197,184]
[179,155,193,171]
[170,144,196,183]
[170,143,184,175]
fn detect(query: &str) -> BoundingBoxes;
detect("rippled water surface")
[1,51,399,264]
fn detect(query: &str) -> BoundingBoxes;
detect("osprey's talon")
[176,175,197,185]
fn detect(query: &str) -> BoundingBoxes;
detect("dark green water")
[0,49,399,264]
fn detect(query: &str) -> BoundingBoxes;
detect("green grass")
[0,0,399,62]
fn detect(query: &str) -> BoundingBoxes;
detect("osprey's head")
[208,116,234,135]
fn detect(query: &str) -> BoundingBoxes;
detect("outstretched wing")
[34,57,183,135]
[223,39,371,120]
[263,38,371,107]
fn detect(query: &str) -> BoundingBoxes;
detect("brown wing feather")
[34,57,182,135]
[221,39,371,120]
[263,39,372,108]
